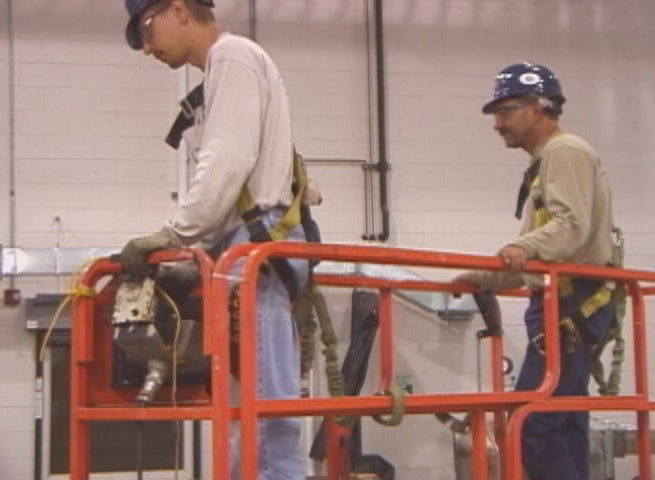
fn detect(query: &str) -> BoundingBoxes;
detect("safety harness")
[166,83,313,300]
[167,84,344,395]
[517,158,626,395]
[166,83,204,150]
[237,147,315,300]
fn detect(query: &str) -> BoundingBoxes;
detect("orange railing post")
[211,243,257,480]
[377,288,393,392]
[490,329,507,479]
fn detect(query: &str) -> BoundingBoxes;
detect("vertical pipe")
[363,0,376,239]
[637,410,652,480]
[630,283,649,397]
[326,417,350,480]
[212,246,250,480]
[629,283,652,478]
[373,0,390,241]
[7,0,16,289]
[249,0,257,41]
[491,336,507,479]
[540,274,561,396]
[69,298,91,479]
[34,336,43,480]
[192,420,201,479]
[505,408,529,480]
[239,267,259,479]
[363,0,391,242]
[212,271,231,480]
[470,410,488,480]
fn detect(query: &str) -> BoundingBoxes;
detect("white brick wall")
[0,304,34,480]
[1,0,655,478]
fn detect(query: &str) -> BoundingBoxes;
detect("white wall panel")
[257,0,370,162]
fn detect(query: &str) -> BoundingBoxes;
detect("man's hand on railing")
[498,244,529,272]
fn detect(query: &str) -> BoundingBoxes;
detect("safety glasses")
[138,1,171,46]
[491,100,532,118]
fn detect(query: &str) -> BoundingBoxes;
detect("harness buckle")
[245,217,271,243]
[532,326,580,357]
[531,333,546,355]
[562,328,579,354]
[180,97,195,120]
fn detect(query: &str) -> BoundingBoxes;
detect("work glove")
[452,271,483,288]
[120,227,182,277]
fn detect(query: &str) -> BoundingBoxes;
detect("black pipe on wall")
[249,0,257,41]
[34,335,43,480]
[193,421,201,478]
[373,0,390,241]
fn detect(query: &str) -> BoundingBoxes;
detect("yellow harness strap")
[527,163,624,395]
[559,282,613,331]
[237,149,308,241]
[530,172,614,321]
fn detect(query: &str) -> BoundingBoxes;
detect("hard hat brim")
[481,99,500,114]
[125,17,144,50]
[481,96,520,114]
[125,0,162,51]
[481,94,567,115]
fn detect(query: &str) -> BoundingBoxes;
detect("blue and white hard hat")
[482,62,566,114]
[124,0,215,50]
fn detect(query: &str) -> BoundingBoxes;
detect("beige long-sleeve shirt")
[475,130,615,291]
[168,33,294,247]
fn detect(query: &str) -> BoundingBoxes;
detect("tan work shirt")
[475,130,615,291]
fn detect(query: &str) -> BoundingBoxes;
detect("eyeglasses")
[491,101,531,117]
[138,2,170,46]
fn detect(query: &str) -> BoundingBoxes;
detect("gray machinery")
[111,262,208,405]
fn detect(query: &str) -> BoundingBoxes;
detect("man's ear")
[528,101,546,121]
[528,101,541,115]
[170,0,190,25]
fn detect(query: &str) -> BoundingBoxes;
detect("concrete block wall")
[0,0,654,478]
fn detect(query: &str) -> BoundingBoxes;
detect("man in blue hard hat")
[455,62,619,480]
[120,1,308,478]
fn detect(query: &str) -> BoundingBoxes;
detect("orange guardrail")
[68,242,655,480]
[221,242,655,480]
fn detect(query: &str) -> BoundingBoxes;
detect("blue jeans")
[213,209,308,480]
[515,280,613,480]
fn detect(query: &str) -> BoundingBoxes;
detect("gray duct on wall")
[0,247,117,276]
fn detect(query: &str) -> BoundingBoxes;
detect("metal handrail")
[222,242,655,480]
[67,242,655,480]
